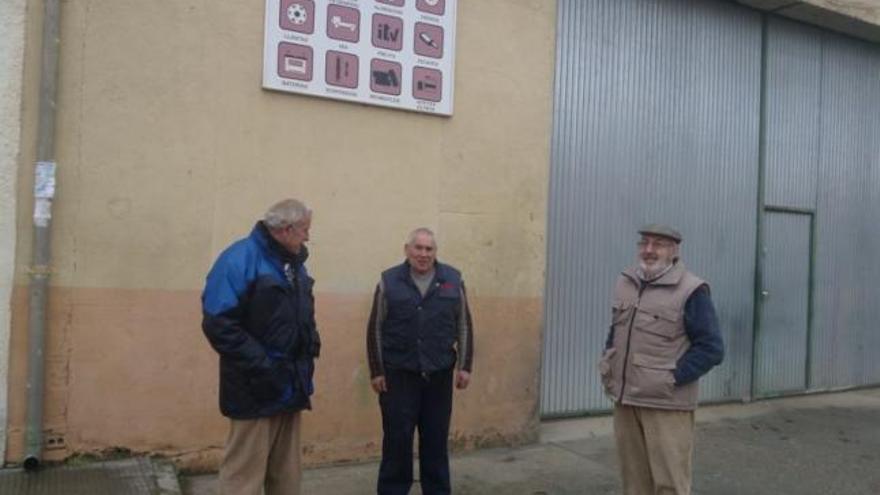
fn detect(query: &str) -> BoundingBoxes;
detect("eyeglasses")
[637,239,674,249]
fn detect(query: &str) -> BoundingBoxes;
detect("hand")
[455,370,471,390]
[371,376,387,394]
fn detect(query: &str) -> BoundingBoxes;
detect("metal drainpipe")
[24,0,61,471]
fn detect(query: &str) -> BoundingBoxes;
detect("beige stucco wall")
[0,0,27,467]
[7,0,555,468]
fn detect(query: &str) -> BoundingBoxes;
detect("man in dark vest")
[599,224,724,495]
[366,227,475,495]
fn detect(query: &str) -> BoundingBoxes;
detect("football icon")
[287,3,308,25]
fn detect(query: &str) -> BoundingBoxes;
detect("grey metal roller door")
[543,0,880,417]
[542,0,761,416]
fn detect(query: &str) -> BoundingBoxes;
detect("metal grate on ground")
[0,457,180,495]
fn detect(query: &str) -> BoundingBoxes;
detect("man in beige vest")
[599,224,724,495]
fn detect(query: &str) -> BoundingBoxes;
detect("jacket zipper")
[408,275,427,371]
[618,282,646,403]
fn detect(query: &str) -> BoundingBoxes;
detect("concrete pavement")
[182,388,880,494]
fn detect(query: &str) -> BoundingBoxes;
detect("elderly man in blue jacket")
[202,198,320,495]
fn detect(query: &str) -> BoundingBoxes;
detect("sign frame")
[263,0,457,116]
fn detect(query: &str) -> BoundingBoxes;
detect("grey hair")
[263,199,311,229]
[406,227,436,247]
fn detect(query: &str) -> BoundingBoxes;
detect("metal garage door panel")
[543,0,761,416]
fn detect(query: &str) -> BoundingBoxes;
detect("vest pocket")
[633,306,680,340]
[627,352,675,401]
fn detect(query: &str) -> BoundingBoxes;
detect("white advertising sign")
[263,0,457,116]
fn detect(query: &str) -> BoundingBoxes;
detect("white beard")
[639,259,671,279]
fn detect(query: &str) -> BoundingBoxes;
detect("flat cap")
[638,223,682,243]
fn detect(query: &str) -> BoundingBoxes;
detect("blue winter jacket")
[202,222,319,419]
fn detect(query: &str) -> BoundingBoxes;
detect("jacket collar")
[395,260,446,280]
[251,221,309,266]
[623,260,686,287]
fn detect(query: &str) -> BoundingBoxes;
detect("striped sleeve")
[366,280,387,378]
[456,281,474,372]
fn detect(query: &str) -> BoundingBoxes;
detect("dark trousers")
[377,368,453,495]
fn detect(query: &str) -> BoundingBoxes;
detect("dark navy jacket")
[202,222,319,419]
[381,262,462,373]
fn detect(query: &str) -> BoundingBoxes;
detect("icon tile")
[326,51,359,88]
[327,5,360,43]
[278,42,314,81]
[416,0,445,16]
[412,66,442,102]
[280,0,315,34]
[414,22,443,58]
[371,59,402,95]
[372,14,404,51]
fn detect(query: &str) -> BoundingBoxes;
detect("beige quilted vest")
[599,261,706,410]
